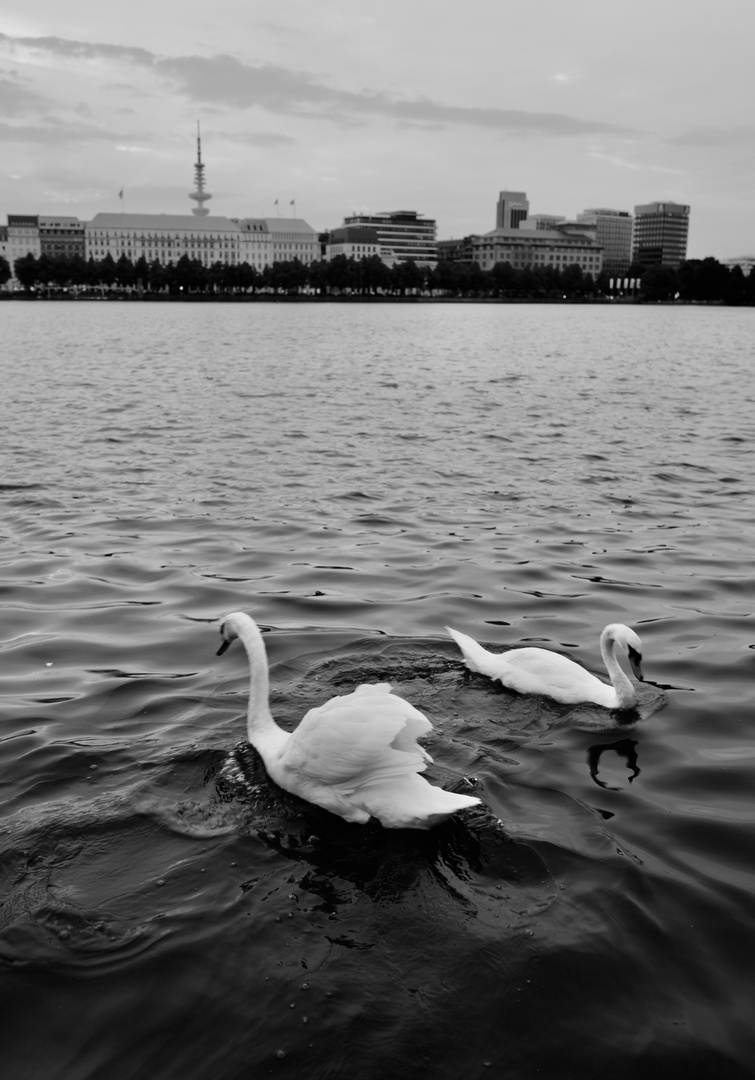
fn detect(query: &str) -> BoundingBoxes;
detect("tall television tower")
[189,123,212,216]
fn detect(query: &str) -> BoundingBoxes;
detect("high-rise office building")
[632,202,690,268]
[495,191,529,230]
[577,208,632,277]
[341,210,436,264]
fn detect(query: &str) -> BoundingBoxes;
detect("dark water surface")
[1,301,754,1079]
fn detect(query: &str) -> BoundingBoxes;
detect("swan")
[216,612,481,829]
[446,623,645,710]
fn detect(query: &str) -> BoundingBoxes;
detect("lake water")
[1,299,754,1080]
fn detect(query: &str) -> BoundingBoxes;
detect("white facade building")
[444,225,603,276]
[7,215,41,264]
[234,218,320,267]
[86,213,244,266]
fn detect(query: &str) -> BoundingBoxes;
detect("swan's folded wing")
[281,683,433,788]
[503,648,607,701]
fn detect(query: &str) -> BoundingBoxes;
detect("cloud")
[157,53,633,136]
[0,32,636,139]
[0,74,48,116]
[219,129,296,147]
[0,31,153,67]
[588,147,687,176]
[0,119,121,145]
[669,124,755,148]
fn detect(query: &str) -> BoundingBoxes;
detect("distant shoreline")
[0,292,656,305]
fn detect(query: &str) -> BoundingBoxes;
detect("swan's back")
[282,683,432,784]
[446,625,616,707]
[276,683,479,828]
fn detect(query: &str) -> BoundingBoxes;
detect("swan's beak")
[628,646,644,681]
[216,639,231,656]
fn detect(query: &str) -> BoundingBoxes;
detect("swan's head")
[603,623,644,681]
[216,612,246,656]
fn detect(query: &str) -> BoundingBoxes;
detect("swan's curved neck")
[600,632,635,709]
[234,617,276,741]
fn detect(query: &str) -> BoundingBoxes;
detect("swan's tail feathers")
[359,773,481,830]
[446,626,498,678]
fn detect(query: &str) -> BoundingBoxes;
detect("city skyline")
[1,1,754,260]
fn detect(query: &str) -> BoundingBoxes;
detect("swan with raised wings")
[216,612,480,829]
[446,623,645,710]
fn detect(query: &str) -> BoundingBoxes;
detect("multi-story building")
[39,216,86,260]
[86,213,245,267]
[438,223,603,277]
[632,201,690,268]
[523,214,566,230]
[434,235,479,263]
[722,255,755,275]
[267,218,319,265]
[0,225,10,287]
[577,208,632,278]
[324,225,381,262]
[7,214,41,265]
[234,217,320,268]
[495,191,529,230]
[341,210,436,265]
[235,218,270,270]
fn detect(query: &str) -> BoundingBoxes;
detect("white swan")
[216,612,480,829]
[446,623,645,710]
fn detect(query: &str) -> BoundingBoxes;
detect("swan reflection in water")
[587,739,640,791]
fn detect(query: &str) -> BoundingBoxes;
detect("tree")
[235,261,259,294]
[489,261,517,297]
[13,253,38,291]
[561,263,585,298]
[115,253,137,289]
[96,253,117,288]
[393,258,425,295]
[745,268,755,306]
[325,254,359,294]
[722,265,747,306]
[134,255,149,291]
[306,259,328,295]
[0,255,10,287]
[640,265,679,301]
[172,253,206,293]
[359,254,392,295]
[148,259,169,293]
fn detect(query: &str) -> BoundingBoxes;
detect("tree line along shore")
[1,250,752,304]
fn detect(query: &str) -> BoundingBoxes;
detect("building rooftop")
[87,213,241,231]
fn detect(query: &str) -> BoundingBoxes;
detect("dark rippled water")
[1,300,754,1080]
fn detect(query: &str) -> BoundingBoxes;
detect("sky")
[1,0,754,260]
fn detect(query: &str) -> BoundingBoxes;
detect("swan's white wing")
[497,648,614,706]
[280,682,433,788]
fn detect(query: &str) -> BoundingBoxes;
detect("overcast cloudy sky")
[1,0,753,259]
